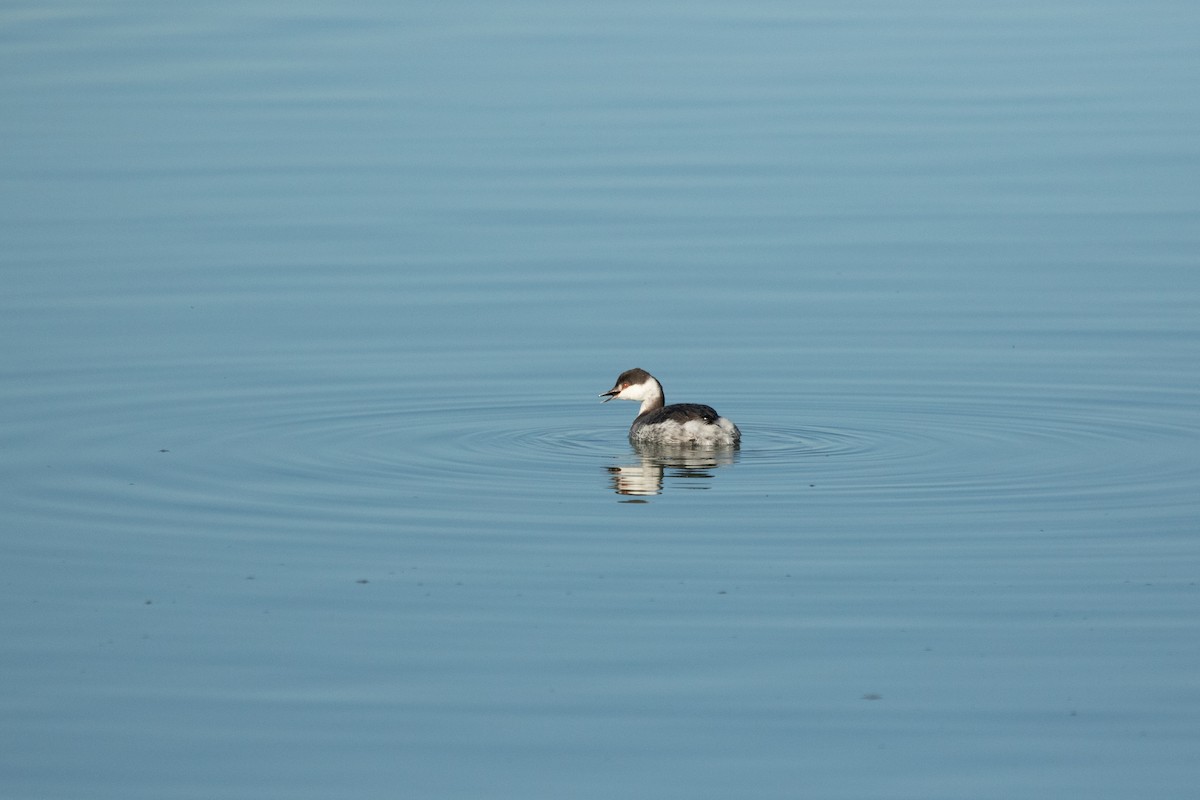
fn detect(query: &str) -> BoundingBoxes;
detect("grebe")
[599,368,741,446]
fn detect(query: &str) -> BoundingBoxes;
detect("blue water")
[3,2,1198,798]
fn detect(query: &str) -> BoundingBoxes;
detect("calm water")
[3,1,1198,798]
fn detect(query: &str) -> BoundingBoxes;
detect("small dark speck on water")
[356,579,369,584]
[862,693,883,701]
[159,449,169,453]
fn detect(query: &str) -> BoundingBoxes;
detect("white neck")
[633,379,665,415]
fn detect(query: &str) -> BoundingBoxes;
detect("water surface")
[2,2,1198,798]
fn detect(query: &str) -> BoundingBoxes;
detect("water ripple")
[16,382,1197,523]
[188,385,1199,509]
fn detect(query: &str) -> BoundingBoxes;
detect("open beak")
[599,388,619,403]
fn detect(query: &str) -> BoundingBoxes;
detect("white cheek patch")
[618,384,646,401]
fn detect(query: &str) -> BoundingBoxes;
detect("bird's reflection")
[606,442,739,497]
